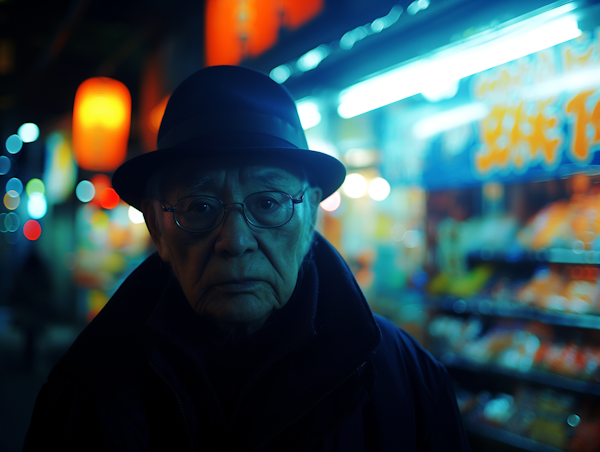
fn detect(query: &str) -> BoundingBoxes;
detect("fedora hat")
[112,65,346,211]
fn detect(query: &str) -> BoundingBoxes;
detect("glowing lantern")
[72,77,131,172]
[205,0,323,66]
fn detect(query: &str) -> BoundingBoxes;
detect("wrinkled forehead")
[155,157,307,198]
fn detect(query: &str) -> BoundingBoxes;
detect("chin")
[203,297,274,333]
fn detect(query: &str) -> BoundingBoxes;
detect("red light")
[90,174,112,207]
[23,220,41,240]
[100,188,120,209]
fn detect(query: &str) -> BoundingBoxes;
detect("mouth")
[213,280,262,292]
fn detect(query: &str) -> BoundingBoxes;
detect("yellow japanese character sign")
[566,90,600,164]
[474,100,561,175]
[472,30,600,179]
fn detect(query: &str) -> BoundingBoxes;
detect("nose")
[214,204,258,257]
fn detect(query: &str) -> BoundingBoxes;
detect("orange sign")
[473,31,600,177]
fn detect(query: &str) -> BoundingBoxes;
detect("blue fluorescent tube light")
[338,6,582,119]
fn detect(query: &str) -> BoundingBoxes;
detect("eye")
[253,195,281,211]
[180,197,220,216]
[191,202,211,214]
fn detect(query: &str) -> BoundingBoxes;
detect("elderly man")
[24,66,470,451]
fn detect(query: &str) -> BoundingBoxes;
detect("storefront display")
[285,2,600,449]
[415,11,600,449]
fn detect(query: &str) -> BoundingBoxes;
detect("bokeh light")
[4,192,20,210]
[320,191,342,212]
[270,64,292,84]
[27,193,48,219]
[76,180,95,203]
[128,206,145,224]
[0,156,11,175]
[4,212,20,232]
[368,177,391,201]
[26,178,45,196]
[0,213,6,232]
[45,131,77,204]
[23,220,41,240]
[6,177,23,195]
[99,188,119,210]
[18,123,40,143]
[297,99,321,129]
[5,134,23,154]
[91,209,109,227]
[342,173,368,198]
[63,252,78,270]
[82,204,99,223]
[90,174,111,207]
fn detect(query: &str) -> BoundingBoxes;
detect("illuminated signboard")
[378,30,600,189]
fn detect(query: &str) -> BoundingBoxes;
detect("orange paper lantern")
[72,77,131,172]
[205,0,323,66]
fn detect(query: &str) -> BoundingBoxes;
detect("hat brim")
[112,142,346,211]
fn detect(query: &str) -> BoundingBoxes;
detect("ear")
[306,187,322,234]
[141,199,171,264]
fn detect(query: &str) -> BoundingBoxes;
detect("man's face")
[143,160,320,334]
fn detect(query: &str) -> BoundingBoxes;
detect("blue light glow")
[5,134,23,154]
[0,156,10,175]
[75,180,95,203]
[6,177,23,196]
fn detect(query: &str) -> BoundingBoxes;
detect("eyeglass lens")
[174,192,295,232]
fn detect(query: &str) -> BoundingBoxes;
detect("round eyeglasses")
[160,191,305,233]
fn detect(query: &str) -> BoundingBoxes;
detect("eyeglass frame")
[160,190,306,233]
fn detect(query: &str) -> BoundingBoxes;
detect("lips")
[213,279,262,291]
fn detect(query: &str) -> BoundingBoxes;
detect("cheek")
[164,233,211,294]
[269,223,310,280]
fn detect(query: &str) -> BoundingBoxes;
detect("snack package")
[516,266,566,309]
[563,278,600,315]
[517,200,575,250]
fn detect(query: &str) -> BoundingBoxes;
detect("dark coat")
[24,233,470,451]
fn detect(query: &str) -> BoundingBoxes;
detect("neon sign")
[472,30,600,178]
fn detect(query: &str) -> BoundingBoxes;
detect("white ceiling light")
[296,98,322,129]
[338,6,581,119]
[413,103,489,139]
[342,173,368,198]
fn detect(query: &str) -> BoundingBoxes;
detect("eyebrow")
[251,169,291,188]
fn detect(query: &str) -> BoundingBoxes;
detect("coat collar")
[145,232,381,449]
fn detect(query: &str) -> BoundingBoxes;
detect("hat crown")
[112,65,346,211]
[158,65,306,150]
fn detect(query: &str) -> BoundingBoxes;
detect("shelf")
[442,355,600,396]
[434,296,600,329]
[465,419,566,452]
[468,248,600,265]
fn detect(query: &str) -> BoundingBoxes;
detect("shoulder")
[366,315,471,450]
[371,313,449,391]
[58,252,169,392]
